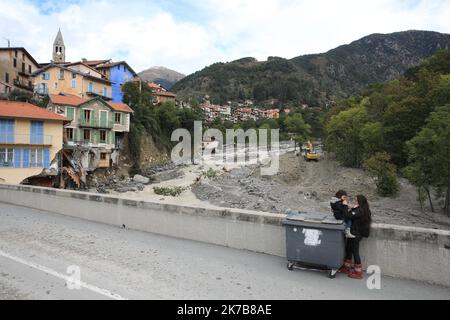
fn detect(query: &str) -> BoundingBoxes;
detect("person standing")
[341,195,372,279]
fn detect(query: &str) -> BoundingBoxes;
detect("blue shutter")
[43,149,50,168]
[30,121,44,144]
[0,119,15,143]
[23,148,30,168]
[14,148,21,168]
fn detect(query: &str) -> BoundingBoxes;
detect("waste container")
[282,211,346,278]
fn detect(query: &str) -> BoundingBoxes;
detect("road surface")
[0,202,448,300]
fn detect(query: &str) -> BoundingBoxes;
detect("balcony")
[13,79,33,91]
[79,118,114,129]
[0,134,53,146]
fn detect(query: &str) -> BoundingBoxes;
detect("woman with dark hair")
[341,195,372,279]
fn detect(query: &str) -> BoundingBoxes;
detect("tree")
[405,105,450,215]
[363,152,399,197]
[325,106,369,167]
[284,114,311,148]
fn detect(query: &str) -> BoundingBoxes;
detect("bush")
[202,168,219,179]
[153,186,186,197]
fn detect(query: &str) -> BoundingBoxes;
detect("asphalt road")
[0,202,448,300]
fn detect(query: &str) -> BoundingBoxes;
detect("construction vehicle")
[304,141,319,162]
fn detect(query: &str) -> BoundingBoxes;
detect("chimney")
[82,58,87,63]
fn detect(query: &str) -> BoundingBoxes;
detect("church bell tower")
[53,28,66,63]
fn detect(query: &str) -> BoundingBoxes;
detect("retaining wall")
[0,184,449,287]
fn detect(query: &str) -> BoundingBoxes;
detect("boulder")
[133,174,150,184]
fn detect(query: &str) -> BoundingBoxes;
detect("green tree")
[405,105,450,215]
[285,113,311,148]
[363,152,399,197]
[325,106,369,167]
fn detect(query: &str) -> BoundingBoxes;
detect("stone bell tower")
[52,28,66,63]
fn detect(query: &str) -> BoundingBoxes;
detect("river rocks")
[133,174,150,184]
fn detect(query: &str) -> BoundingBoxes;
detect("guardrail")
[79,118,114,129]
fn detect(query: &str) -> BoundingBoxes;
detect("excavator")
[304,141,319,162]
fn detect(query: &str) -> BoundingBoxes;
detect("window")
[99,130,107,143]
[83,129,91,142]
[14,50,17,58]
[59,69,65,79]
[30,121,44,144]
[0,119,15,143]
[28,81,32,88]
[13,58,17,68]
[0,148,14,167]
[114,113,121,124]
[103,87,108,97]
[30,148,43,167]
[39,83,48,94]
[88,82,93,93]
[5,73,9,84]
[66,128,74,141]
[22,62,25,73]
[28,65,32,73]
[22,53,25,60]
[42,73,50,80]
[54,82,58,89]
[72,73,76,79]
[66,107,75,120]
[71,79,76,88]
[100,153,107,160]
[83,110,91,122]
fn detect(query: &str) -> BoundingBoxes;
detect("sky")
[0,0,449,75]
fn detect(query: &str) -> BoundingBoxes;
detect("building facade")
[147,82,176,104]
[0,47,40,94]
[33,64,112,100]
[47,94,133,171]
[95,61,138,103]
[0,101,68,185]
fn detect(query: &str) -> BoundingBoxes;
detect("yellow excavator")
[304,141,319,162]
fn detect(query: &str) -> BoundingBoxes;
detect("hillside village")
[0,29,183,187]
[0,29,310,188]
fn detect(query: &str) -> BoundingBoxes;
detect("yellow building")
[0,101,69,185]
[32,64,112,100]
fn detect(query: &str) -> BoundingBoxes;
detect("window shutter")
[43,149,50,168]
[74,128,78,142]
[90,130,94,143]
[23,148,30,168]
[120,113,125,125]
[14,148,21,168]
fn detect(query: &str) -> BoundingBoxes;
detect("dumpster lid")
[285,211,342,225]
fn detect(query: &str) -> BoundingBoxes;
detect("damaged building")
[46,93,133,188]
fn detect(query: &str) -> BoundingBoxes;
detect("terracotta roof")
[148,82,162,89]
[0,100,69,121]
[107,102,134,113]
[153,91,176,97]
[82,59,111,67]
[49,94,87,106]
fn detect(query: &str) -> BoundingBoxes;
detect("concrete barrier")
[0,184,449,287]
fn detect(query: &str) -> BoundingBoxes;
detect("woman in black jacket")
[342,195,372,279]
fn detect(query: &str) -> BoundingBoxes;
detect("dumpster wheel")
[287,262,295,271]
[328,269,338,279]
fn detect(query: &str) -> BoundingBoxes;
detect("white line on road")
[0,249,128,300]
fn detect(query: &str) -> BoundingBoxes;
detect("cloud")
[0,0,449,75]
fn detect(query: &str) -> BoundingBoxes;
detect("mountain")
[138,66,185,90]
[172,30,450,106]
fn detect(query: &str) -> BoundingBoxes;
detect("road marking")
[0,249,127,300]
